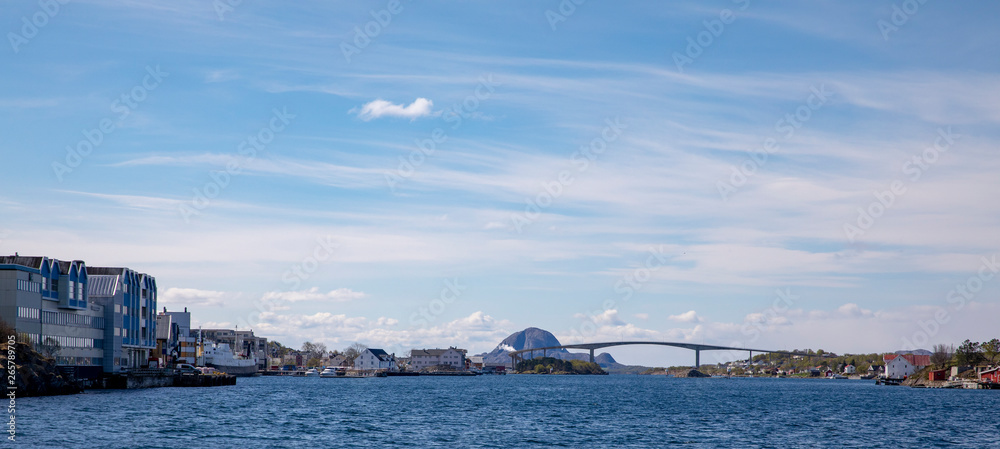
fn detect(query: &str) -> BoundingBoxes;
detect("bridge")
[508,341,827,369]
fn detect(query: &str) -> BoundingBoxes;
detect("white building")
[843,364,856,374]
[410,347,467,371]
[883,353,930,379]
[354,348,396,371]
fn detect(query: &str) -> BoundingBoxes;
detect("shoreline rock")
[2,341,83,397]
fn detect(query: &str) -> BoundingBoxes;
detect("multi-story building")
[155,307,199,366]
[410,347,467,371]
[0,255,157,380]
[88,266,158,372]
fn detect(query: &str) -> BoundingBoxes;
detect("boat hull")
[207,363,259,377]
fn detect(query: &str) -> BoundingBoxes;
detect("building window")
[17,307,40,320]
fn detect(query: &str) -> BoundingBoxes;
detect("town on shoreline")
[1,254,998,396]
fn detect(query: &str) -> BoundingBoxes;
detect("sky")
[2,0,999,366]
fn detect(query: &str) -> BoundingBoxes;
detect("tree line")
[515,357,605,374]
[268,340,369,367]
[931,339,1000,367]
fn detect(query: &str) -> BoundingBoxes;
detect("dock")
[94,369,236,389]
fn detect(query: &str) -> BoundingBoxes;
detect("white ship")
[202,342,258,377]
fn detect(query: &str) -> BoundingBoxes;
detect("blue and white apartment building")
[0,255,158,380]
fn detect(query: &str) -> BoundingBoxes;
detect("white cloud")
[634,313,649,320]
[668,310,701,323]
[252,310,512,354]
[837,303,873,317]
[261,287,367,303]
[354,98,434,121]
[574,309,625,326]
[160,287,227,307]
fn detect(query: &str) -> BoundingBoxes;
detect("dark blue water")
[16,376,1000,448]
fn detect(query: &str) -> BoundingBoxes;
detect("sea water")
[16,376,1000,448]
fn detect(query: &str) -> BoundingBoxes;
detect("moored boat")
[202,342,259,377]
[320,367,344,378]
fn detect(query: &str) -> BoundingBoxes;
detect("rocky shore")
[645,368,711,377]
[2,340,83,397]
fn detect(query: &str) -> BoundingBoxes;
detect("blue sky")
[2,1,999,365]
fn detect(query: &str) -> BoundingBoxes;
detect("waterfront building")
[88,266,158,373]
[410,347,467,371]
[157,307,198,365]
[282,353,304,368]
[155,313,171,366]
[981,367,1000,384]
[883,353,930,379]
[0,255,157,380]
[328,354,349,367]
[355,348,396,371]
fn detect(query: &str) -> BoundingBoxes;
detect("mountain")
[479,327,617,366]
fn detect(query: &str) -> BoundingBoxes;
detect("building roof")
[88,275,120,297]
[883,353,931,366]
[367,348,393,361]
[156,315,172,340]
[412,349,448,357]
[86,267,126,275]
[411,347,466,357]
[0,256,46,269]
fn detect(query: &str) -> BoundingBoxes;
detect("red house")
[929,369,948,381]
[981,367,1000,384]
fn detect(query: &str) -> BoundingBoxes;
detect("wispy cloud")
[205,69,240,83]
[160,287,228,307]
[261,287,367,303]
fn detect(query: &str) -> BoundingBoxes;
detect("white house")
[883,353,930,379]
[843,365,856,374]
[410,347,467,371]
[354,348,396,371]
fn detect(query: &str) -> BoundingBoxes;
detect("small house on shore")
[883,353,930,379]
[981,367,1000,384]
[929,369,948,381]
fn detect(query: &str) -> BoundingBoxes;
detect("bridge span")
[507,341,826,369]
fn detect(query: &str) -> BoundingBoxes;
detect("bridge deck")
[507,341,829,367]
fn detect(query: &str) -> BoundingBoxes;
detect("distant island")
[514,357,606,375]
